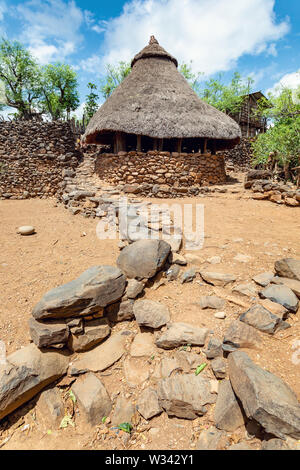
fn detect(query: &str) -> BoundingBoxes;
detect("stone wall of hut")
[0,121,82,200]
[95,150,226,197]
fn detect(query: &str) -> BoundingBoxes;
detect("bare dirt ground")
[0,191,299,450]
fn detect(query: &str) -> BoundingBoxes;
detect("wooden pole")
[177,138,182,153]
[153,138,158,150]
[136,135,142,152]
[158,138,163,151]
[203,138,207,154]
[115,132,126,152]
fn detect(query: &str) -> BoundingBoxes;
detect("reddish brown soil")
[0,194,299,450]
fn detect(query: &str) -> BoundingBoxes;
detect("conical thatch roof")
[83,36,241,149]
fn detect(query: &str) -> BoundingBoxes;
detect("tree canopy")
[252,84,300,182]
[84,82,99,124]
[0,38,79,120]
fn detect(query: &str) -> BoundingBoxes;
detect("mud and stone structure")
[0,121,82,199]
[95,150,226,197]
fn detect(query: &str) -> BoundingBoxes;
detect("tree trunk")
[283,162,290,181]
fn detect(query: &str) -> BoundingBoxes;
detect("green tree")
[39,63,79,120]
[199,72,254,115]
[252,85,300,183]
[84,82,99,123]
[100,61,131,99]
[179,61,203,93]
[0,38,42,119]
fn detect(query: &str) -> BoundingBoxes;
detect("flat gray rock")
[271,277,300,298]
[214,380,244,431]
[133,299,170,329]
[29,318,69,348]
[117,239,171,279]
[155,322,209,349]
[239,304,289,334]
[232,283,257,298]
[228,351,300,439]
[274,258,300,281]
[69,331,129,375]
[157,374,216,419]
[252,272,274,287]
[68,318,111,352]
[200,271,237,287]
[32,266,126,320]
[137,388,162,420]
[72,372,112,426]
[198,295,225,309]
[0,344,69,420]
[223,320,261,352]
[259,284,299,313]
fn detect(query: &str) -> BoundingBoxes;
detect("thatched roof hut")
[83,36,241,153]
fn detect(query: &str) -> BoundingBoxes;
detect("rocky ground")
[0,162,300,451]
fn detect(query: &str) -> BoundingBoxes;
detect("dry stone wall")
[95,151,227,197]
[223,137,254,170]
[0,121,82,199]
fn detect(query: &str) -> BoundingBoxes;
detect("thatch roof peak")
[131,36,178,68]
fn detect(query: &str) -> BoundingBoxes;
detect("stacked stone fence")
[95,150,227,197]
[223,137,254,170]
[0,121,82,200]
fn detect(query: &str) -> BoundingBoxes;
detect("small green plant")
[195,363,207,375]
[117,422,132,434]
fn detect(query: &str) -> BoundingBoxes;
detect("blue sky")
[0,0,299,118]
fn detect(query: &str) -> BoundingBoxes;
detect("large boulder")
[274,258,300,281]
[116,239,171,279]
[155,322,209,349]
[32,266,126,320]
[0,344,69,421]
[157,374,216,419]
[228,351,300,439]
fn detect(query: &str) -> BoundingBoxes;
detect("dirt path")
[0,195,299,450]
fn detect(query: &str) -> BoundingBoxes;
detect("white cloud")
[266,70,300,96]
[0,1,7,21]
[79,54,103,74]
[93,0,289,75]
[17,0,84,63]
